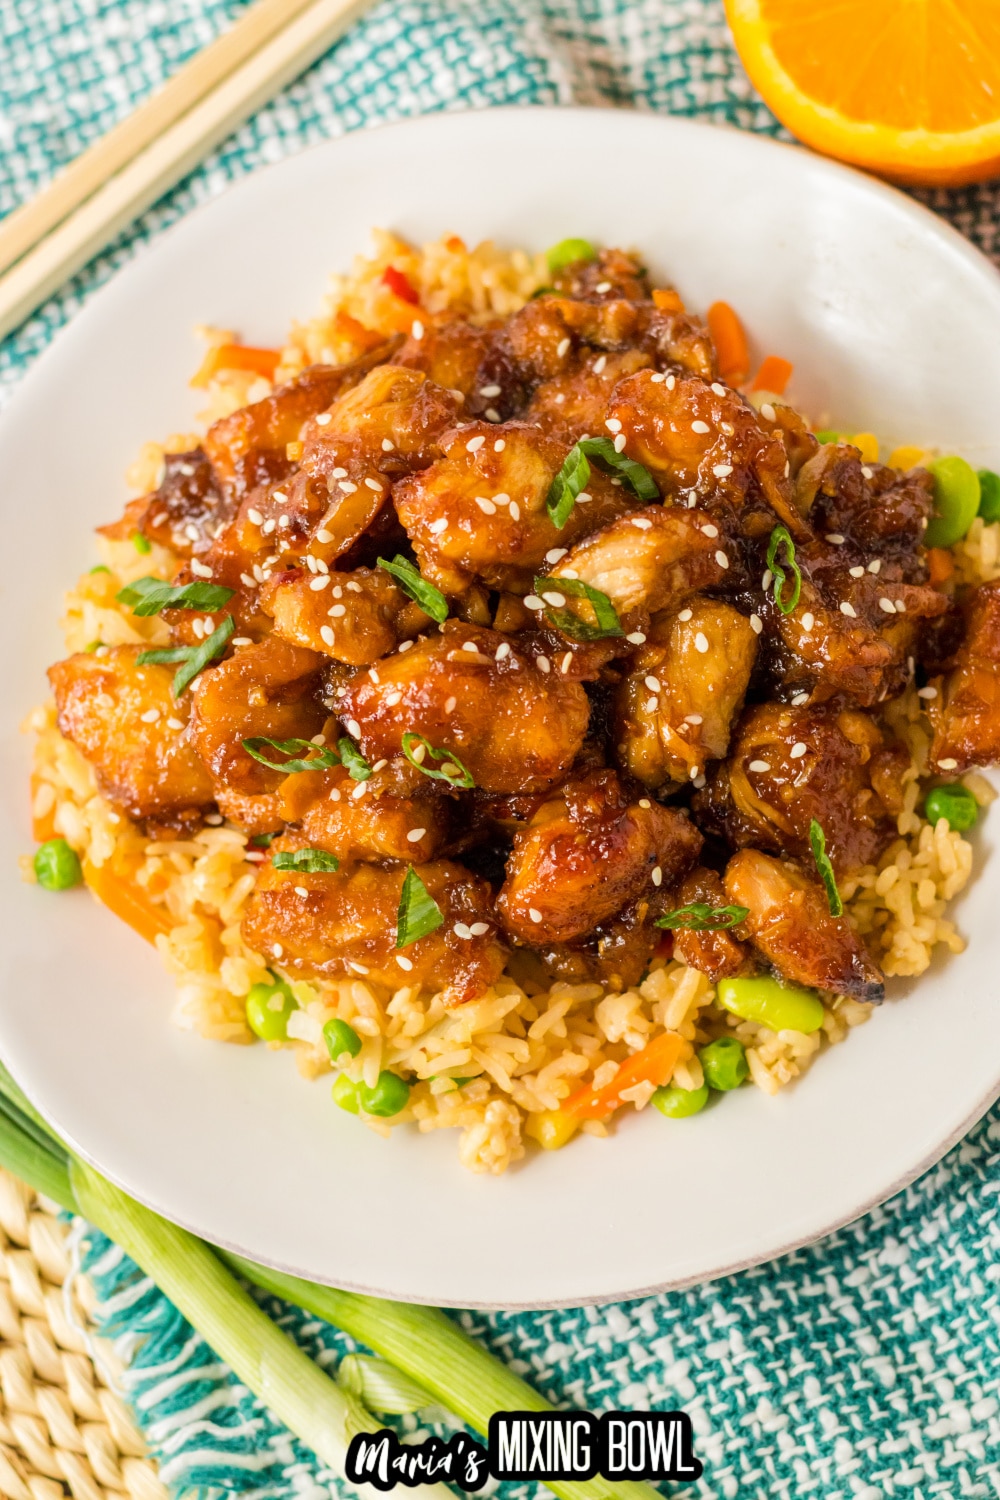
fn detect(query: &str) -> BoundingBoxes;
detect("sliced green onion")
[250,832,274,848]
[579,436,659,499]
[117,575,234,616]
[546,237,596,274]
[137,614,234,695]
[396,867,443,948]
[809,818,843,916]
[401,731,475,788]
[545,438,659,530]
[655,902,749,932]
[533,574,623,640]
[273,848,340,873]
[242,736,340,774]
[131,532,152,554]
[338,737,372,781]
[377,555,448,623]
[546,443,591,528]
[766,525,802,615]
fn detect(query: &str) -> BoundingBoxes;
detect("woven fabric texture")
[3,2,1000,1497]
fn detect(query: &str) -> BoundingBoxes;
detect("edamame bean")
[652,1082,709,1118]
[924,783,979,832]
[814,429,841,445]
[716,975,825,1034]
[323,1018,362,1062]
[977,468,1000,524]
[698,1037,748,1091]
[358,1072,411,1118]
[245,975,297,1042]
[924,456,980,547]
[332,1074,360,1114]
[34,839,82,891]
[546,238,596,274]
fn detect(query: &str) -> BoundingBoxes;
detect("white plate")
[2,108,1000,1310]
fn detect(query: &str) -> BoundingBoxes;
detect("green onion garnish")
[272,848,340,873]
[655,902,750,932]
[337,737,372,781]
[766,525,802,615]
[401,731,475,788]
[533,574,623,640]
[396,867,443,948]
[249,832,274,848]
[117,575,235,616]
[809,818,843,917]
[137,614,234,695]
[545,437,659,529]
[242,736,340,774]
[377,555,448,623]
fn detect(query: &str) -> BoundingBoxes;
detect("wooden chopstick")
[0,0,373,345]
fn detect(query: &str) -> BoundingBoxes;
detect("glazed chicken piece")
[696,701,906,877]
[189,635,326,833]
[615,599,759,786]
[525,348,652,442]
[260,564,419,664]
[725,849,884,1002]
[203,344,397,501]
[337,621,591,793]
[503,294,715,385]
[393,420,630,593]
[497,768,702,945]
[101,449,227,560]
[666,867,754,982]
[798,443,935,558]
[241,843,506,1005]
[277,764,451,863]
[607,369,807,539]
[546,505,731,620]
[48,647,215,823]
[394,319,528,420]
[929,577,1000,773]
[549,247,653,303]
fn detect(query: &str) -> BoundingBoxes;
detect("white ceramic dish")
[2,108,1000,1310]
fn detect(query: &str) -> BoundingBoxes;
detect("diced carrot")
[927,547,955,586]
[706,300,750,384]
[750,355,794,395]
[30,773,58,843]
[190,342,282,389]
[381,266,420,306]
[563,1030,686,1121]
[82,858,173,946]
[652,287,685,313]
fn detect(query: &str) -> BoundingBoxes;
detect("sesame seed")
[678,608,693,621]
[632,518,652,530]
[316,412,332,426]
[329,788,342,802]
[626,631,647,644]
[895,599,906,613]
[494,492,510,506]
[352,781,367,800]
[695,632,709,654]
[444,696,457,713]
[454,922,473,940]
[140,708,160,723]
[166,717,184,730]
[382,438,395,451]
[594,355,607,374]
[561,652,573,673]
[792,691,810,705]
[849,565,865,578]
[715,550,730,569]
[411,320,424,340]
[665,374,676,390]
[651,866,663,887]
[240,573,256,587]
[689,766,700,780]
[305,554,318,573]
[701,523,719,538]
[399,640,414,652]
[407,827,427,842]
[339,481,358,494]
[332,467,347,479]
[840,601,857,617]
[349,962,369,975]
[496,642,511,660]
[692,420,710,434]
[430,518,448,534]
[247,507,264,525]
[461,641,478,653]
[273,490,288,504]
[320,625,335,646]
[750,614,762,634]
[827,533,846,545]
[685,714,703,725]
[190,559,213,578]
[365,477,382,492]
[644,675,661,691]
[310,574,331,591]
[760,403,776,422]
[292,884,309,898]
[466,435,485,453]
[938,758,959,771]
[272,943,283,958]
[529,908,543,924]
[537,656,551,674]
[345,719,361,737]
[790,742,807,759]
[614,434,627,452]
[494,439,506,452]
[329,603,346,618]
[479,384,501,398]
[748,759,771,773]
[542,591,566,607]
[868,559,882,574]
[605,418,622,434]
[470,921,490,936]
[878,597,895,614]
[639,798,651,809]
[762,569,773,591]
[191,618,205,640]
[712,464,733,478]
[396,954,414,970]
[595,281,612,293]
[801,611,815,632]
[384,690,402,706]
[650,372,665,384]
[862,465,873,479]
[918,686,938,699]
[476,497,497,514]
[644,696,659,712]
[557,338,571,358]
[576,490,592,504]
[509,502,521,521]
[410,741,426,763]
[368,667,381,684]
[711,382,727,397]
[523,595,544,610]
[784,460,790,477]
[346,581,362,593]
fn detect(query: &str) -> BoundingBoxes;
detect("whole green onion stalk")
[0,1064,662,1500]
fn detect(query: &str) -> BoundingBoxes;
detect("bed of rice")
[21,233,997,1174]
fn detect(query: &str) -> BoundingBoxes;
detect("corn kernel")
[850,431,880,463]
[888,444,926,470]
[524,1109,579,1151]
[286,441,304,462]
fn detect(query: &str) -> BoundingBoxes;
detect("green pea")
[698,1037,748,1091]
[33,839,83,891]
[924,782,979,832]
[546,238,597,275]
[716,975,825,1034]
[131,531,152,554]
[977,468,1000,524]
[332,1074,360,1114]
[924,456,980,548]
[245,975,297,1041]
[652,1082,709,1118]
[814,429,842,445]
[323,1017,362,1062]
[358,1071,410,1118]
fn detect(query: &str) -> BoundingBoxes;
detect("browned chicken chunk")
[667,867,754,982]
[49,647,215,823]
[930,577,1000,773]
[261,565,417,664]
[277,765,451,863]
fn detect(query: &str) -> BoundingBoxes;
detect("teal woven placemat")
[5,3,1000,1496]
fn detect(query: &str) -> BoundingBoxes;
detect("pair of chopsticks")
[0,0,373,345]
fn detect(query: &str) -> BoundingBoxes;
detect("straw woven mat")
[0,1170,165,1500]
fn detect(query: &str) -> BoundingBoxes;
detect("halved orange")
[725,0,1000,186]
